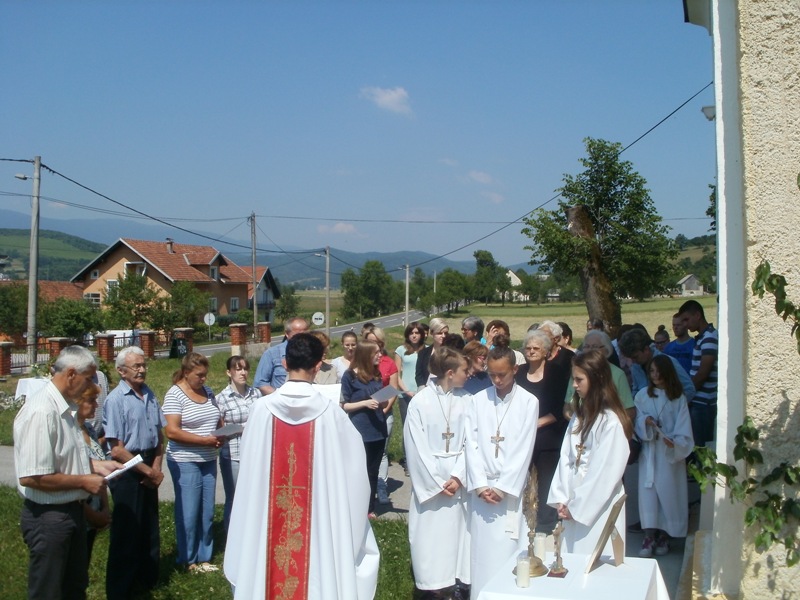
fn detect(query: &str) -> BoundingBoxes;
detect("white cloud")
[482,191,505,204]
[439,158,459,167]
[317,222,357,234]
[360,86,412,115]
[468,170,493,185]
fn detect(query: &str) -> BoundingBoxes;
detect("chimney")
[166,238,174,254]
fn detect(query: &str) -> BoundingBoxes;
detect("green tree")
[341,261,402,320]
[275,284,301,324]
[0,282,29,338]
[473,250,502,305]
[102,272,160,330]
[521,137,677,333]
[436,268,470,313]
[39,299,101,340]
[409,268,432,310]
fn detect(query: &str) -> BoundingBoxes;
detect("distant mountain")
[0,210,475,287]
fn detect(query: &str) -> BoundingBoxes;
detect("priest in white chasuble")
[405,347,472,597]
[465,337,539,596]
[224,333,379,600]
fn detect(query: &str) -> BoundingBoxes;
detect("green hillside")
[0,229,106,281]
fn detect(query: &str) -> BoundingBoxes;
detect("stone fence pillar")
[173,328,194,355]
[48,337,72,359]
[256,322,271,344]
[95,334,115,364]
[139,330,156,359]
[0,342,13,377]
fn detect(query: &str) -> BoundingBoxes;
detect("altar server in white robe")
[224,333,379,600]
[548,350,633,556]
[405,347,472,596]
[634,354,694,557]
[466,336,539,596]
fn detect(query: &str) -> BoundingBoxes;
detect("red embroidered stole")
[266,418,315,600]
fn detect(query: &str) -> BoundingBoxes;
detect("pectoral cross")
[575,443,585,467]
[491,429,505,458]
[442,426,454,452]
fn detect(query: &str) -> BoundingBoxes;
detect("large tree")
[522,137,677,334]
[0,282,30,338]
[102,272,161,330]
[39,298,102,340]
[472,250,502,305]
[341,261,403,320]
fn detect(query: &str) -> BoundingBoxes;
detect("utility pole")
[325,246,331,339]
[404,264,410,327]
[17,157,41,367]
[249,212,258,337]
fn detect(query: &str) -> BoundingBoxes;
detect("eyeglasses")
[124,363,147,371]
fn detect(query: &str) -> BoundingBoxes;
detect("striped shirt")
[14,381,91,504]
[216,384,261,461]
[163,384,220,463]
[691,324,718,405]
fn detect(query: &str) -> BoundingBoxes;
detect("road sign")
[312,311,325,326]
[203,312,216,327]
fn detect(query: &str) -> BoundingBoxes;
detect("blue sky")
[1,1,715,267]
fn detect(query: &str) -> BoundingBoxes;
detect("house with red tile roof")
[71,238,279,320]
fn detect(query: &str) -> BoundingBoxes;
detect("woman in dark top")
[341,340,388,517]
[415,318,448,388]
[463,340,492,395]
[515,328,569,533]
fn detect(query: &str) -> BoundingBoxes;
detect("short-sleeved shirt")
[162,384,220,463]
[691,324,718,405]
[377,354,398,387]
[253,341,287,390]
[394,346,419,393]
[14,381,91,504]
[516,362,569,453]
[103,380,166,452]
[340,371,387,443]
[663,338,696,376]
[216,384,261,461]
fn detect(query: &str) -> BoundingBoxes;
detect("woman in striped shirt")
[164,352,222,574]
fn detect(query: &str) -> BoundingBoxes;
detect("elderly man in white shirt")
[14,345,120,599]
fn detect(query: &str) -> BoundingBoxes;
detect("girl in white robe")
[548,350,633,557]
[405,347,472,596]
[634,354,694,557]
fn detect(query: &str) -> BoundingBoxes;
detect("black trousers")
[21,499,88,600]
[364,439,385,513]
[106,453,161,599]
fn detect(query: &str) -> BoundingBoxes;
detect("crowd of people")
[12,299,718,599]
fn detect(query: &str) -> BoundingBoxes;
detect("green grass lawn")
[0,486,413,599]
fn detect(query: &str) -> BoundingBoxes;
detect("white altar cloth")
[15,377,49,401]
[477,552,669,600]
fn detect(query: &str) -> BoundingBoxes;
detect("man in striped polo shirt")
[679,300,718,449]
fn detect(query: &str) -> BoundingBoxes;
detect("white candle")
[534,532,547,562]
[516,556,530,587]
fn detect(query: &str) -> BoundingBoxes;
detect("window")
[90,269,99,280]
[230,297,239,312]
[210,297,218,313]
[84,293,101,306]
[107,280,118,293]
[210,266,219,280]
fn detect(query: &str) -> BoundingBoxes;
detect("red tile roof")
[121,239,221,283]
[0,280,84,302]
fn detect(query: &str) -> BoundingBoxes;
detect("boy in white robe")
[465,339,539,596]
[405,348,472,597]
[224,334,379,600]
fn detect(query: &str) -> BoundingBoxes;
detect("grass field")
[0,485,413,600]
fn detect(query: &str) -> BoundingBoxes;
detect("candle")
[516,556,530,587]
[534,532,547,562]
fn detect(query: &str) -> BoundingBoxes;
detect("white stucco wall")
[729,0,800,597]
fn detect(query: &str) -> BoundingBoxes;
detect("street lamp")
[15,156,41,368]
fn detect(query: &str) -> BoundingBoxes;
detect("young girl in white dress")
[548,350,633,555]
[634,354,694,557]
[404,346,472,599]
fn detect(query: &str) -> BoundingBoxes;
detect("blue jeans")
[218,447,240,534]
[167,459,216,565]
